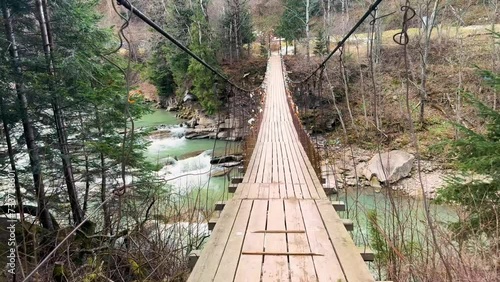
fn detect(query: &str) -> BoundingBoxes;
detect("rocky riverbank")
[322,146,451,199]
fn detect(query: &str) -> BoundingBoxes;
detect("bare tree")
[418,0,441,124]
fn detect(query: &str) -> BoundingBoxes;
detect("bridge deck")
[188,56,374,282]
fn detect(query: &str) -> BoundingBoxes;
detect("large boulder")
[363,150,415,183]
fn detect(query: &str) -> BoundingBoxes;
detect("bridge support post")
[342,219,354,231]
[228,184,238,193]
[331,201,345,211]
[188,250,201,270]
[231,177,243,184]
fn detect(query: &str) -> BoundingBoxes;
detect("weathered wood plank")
[235,200,267,281]
[284,199,318,282]
[300,200,346,282]
[316,199,375,282]
[262,199,289,281]
[213,200,253,280]
[187,200,243,281]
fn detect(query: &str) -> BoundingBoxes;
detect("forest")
[0,0,498,281]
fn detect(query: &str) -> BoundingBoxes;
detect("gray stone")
[363,150,415,183]
[187,118,198,128]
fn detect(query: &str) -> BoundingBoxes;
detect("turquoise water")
[135,110,180,128]
[333,187,458,247]
[146,137,240,163]
[138,109,240,209]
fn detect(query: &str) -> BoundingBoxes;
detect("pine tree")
[276,0,305,54]
[436,65,500,239]
[188,2,220,114]
[313,28,328,56]
[149,0,193,98]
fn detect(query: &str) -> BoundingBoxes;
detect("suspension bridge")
[187,55,375,282]
[113,1,386,281]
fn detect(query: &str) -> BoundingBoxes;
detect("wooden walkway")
[188,55,374,282]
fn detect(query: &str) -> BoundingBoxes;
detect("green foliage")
[313,29,328,56]
[259,36,268,57]
[240,9,256,45]
[367,210,389,264]
[187,5,220,113]
[149,43,176,99]
[436,69,500,239]
[149,0,192,97]
[276,0,305,43]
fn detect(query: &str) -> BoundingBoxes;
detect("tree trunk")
[234,0,241,61]
[229,20,233,63]
[2,2,54,230]
[419,0,440,124]
[0,96,24,222]
[305,0,310,61]
[95,107,111,234]
[36,0,83,225]
[326,0,331,52]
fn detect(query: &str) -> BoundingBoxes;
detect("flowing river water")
[139,109,238,210]
[140,109,458,250]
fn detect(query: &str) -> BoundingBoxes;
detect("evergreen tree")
[276,0,305,53]
[313,28,328,56]
[436,66,500,239]
[188,2,220,113]
[149,0,192,98]
[221,0,255,61]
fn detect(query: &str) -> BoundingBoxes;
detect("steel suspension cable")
[291,0,384,84]
[116,0,259,93]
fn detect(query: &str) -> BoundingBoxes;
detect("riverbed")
[334,186,458,247]
[139,109,239,210]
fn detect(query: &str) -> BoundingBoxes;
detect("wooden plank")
[231,177,244,184]
[269,183,280,198]
[272,141,279,183]
[235,200,268,281]
[255,143,269,183]
[215,201,226,211]
[288,139,320,199]
[359,247,375,262]
[188,250,201,271]
[276,136,285,185]
[258,183,270,199]
[332,201,346,211]
[290,139,327,199]
[214,200,253,280]
[279,183,287,199]
[293,184,303,199]
[315,200,375,282]
[244,142,264,183]
[261,143,273,183]
[188,200,243,281]
[262,201,289,281]
[246,183,261,199]
[300,200,346,282]
[342,219,354,231]
[284,199,318,282]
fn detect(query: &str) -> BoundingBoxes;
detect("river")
[139,109,238,210]
[139,109,459,249]
[334,186,458,248]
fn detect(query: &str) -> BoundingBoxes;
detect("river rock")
[363,150,415,183]
[198,115,216,127]
[166,105,179,112]
[217,131,228,139]
[210,155,243,165]
[187,118,198,128]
